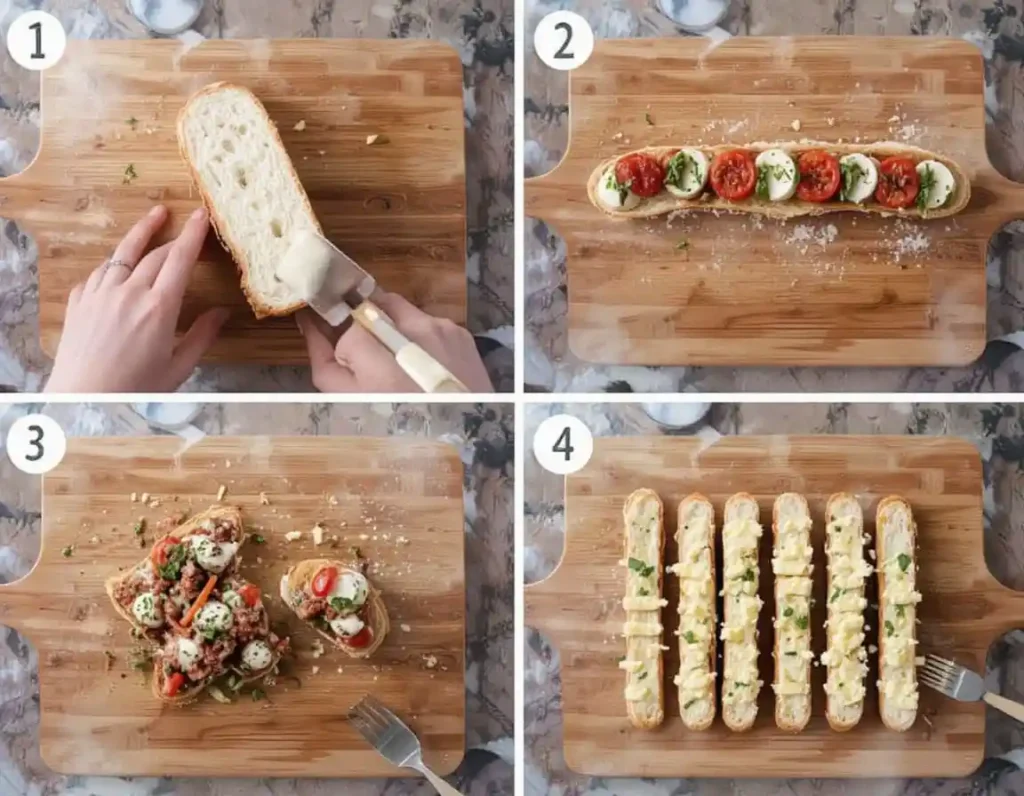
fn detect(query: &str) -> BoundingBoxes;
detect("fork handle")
[984,692,1024,724]
[413,763,463,796]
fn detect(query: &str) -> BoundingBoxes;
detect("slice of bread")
[279,558,389,659]
[771,492,814,732]
[620,488,666,729]
[823,493,870,732]
[673,493,716,730]
[720,492,763,732]
[177,82,323,318]
[876,496,921,732]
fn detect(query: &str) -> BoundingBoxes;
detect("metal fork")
[348,694,462,795]
[921,654,1024,723]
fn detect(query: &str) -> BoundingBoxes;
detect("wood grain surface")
[0,39,467,364]
[525,435,1024,778]
[526,37,1024,367]
[0,436,466,778]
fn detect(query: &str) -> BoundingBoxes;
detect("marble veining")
[0,401,513,795]
[524,0,1024,393]
[0,0,514,393]
[524,401,1024,793]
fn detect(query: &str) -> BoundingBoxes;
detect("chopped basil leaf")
[675,239,689,250]
[784,650,797,657]
[683,698,697,709]
[329,596,356,614]
[638,587,650,596]
[840,159,866,201]
[916,165,936,210]
[251,688,266,701]
[638,671,648,681]
[795,615,809,630]
[740,568,755,582]
[252,534,266,544]
[683,630,697,644]
[628,557,655,578]
[783,606,794,618]
[830,588,845,603]
[665,150,697,190]
[157,543,187,580]
[133,519,146,536]
[123,164,138,184]
[897,553,911,573]
[61,545,74,558]
[885,620,895,637]
[644,112,654,126]
[605,171,632,205]
[896,604,906,619]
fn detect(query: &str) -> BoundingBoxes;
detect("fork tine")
[354,701,393,734]
[348,713,382,745]
[925,654,956,671]
[920,672,952,691]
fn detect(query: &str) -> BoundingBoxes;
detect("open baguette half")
[876,496,922,732]
[104,505,245,643]
[587,141,970,221]
[771,492,814,732]
[720,492,764,732]
[177,82,323,319]
[279,558,389,659]
[671,493,716,730]
[822,493,871,732]
[620,488,666,729]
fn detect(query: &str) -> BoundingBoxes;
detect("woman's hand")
[296,292,494,393]
[45,205,230,393]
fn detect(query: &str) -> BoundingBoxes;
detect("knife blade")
[278,230,376,327]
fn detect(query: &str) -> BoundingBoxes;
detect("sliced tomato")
[795,150,841,202]
[345,626,373,649]
[238,583,261,608]
[165,672,186,697]
[875,156,920,209]
[151,536,181,567]
[708,150,757,201]
[311,566,338,598]
[613,153,665,198]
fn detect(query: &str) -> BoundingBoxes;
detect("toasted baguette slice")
[822,493,870,732]
[280,558,389,659]
[620,488,666,729]
[876,496,921,732]
[672,493,716,730]
[771,493,814,732]
[177,82,323,319]
[720,492,763,732]
[588,141,970,220]
[104,505,245,642]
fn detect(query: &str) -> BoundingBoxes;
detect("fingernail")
[192,207,208,221]
[149,205,165,217]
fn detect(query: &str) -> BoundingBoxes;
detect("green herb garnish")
[885,620,895,637]
[740,568,755,582]
[683,630,697,644]
[638,671,648,681]
[123,164,138,184]
[840,158,866,202]
[638,587,650,596]
[683,698,697,709]
[156,543,187,581]
[133,519,146,536]
[916,164,935,210]
[783,606,794,618]
[784,650,797,656]
[329,596,356,614]
[830,588,846,603]
[605,171,632,206]
[644,112,654,126]
[897,553,911,573]
[628,557,655,578]
[61,545,74,558]
[675,239,689,250]
[127,117,139,130]
[251,688,266,701]
[896,604,906,619]
[665,150,698,192]
[795,615,809,630]
[252,534,265,544]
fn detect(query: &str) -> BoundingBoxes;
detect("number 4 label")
[534,11,595,71]
[7,11,67,72]
[6,414,67,475]
[533,415,594,475]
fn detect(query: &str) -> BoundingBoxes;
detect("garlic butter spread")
[669,499,715,723]
[622,494,665,721]
[772,507,814,723]
[877,508,922,716]
[822,511,872,709]
[721,514,763,718]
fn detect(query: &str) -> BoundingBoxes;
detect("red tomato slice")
[345,626,373,649]
[795,150,841,202]
[151,536,181,567]
[311,566,338,598]
[238,583,261,608]
[708,150,757,201]
[165,672,185,697]
[614,153,665,198]
[875,156,920,209]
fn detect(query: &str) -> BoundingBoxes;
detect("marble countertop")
[524,0,1024,392]
[0,401,513,795]
[524,401,1024,794]
[0,0,513,393]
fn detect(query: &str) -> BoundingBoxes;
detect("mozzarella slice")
[596,168,641,211]
[189,536,239,574]
[839,153,879,204]
[195,600,234,633]
[754,149,797,202]
[916,159,956,210]
[176,637,201,669]
[664,148,708,199]
[241,639,274,671]
[132,593,163,628]
[330,613,366,638]
[328,571,369,611]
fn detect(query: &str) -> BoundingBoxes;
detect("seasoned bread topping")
[772,497,814,726]
[721,512,763,716]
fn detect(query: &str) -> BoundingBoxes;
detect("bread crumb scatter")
[216,485,227,501]
[293,120,306,131]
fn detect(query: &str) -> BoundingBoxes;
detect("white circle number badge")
[534,11,594,71]
[533,414,594,475]
[6,414,67,475]
[6,11,67,72]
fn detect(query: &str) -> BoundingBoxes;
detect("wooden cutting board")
[0,436,465,778]
[0,39,467,364]
[526,37,1024,367]
[525,435,1024,778]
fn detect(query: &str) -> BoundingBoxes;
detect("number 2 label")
[535,11,594,71]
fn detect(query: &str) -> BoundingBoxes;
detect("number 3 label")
[534,11,595,71]
[6,414,67,475]
[533,415,594,475]
[6,11,67,72]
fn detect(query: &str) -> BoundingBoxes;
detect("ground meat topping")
[295,597,327,621]
[179,560,205,599]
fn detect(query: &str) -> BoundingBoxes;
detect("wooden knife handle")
[351,302,469,394]
[984,692,1024,724]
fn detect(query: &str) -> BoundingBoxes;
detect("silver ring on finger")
[102,258,136,275]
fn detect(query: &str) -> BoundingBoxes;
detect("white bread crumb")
[216,485,227,501]
[285,530,302,542]
[312,524,325,546]
[294,120,306,131]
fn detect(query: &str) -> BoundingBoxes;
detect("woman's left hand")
[45,205,230,393]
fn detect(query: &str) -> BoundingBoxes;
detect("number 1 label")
[7,11,67,72]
